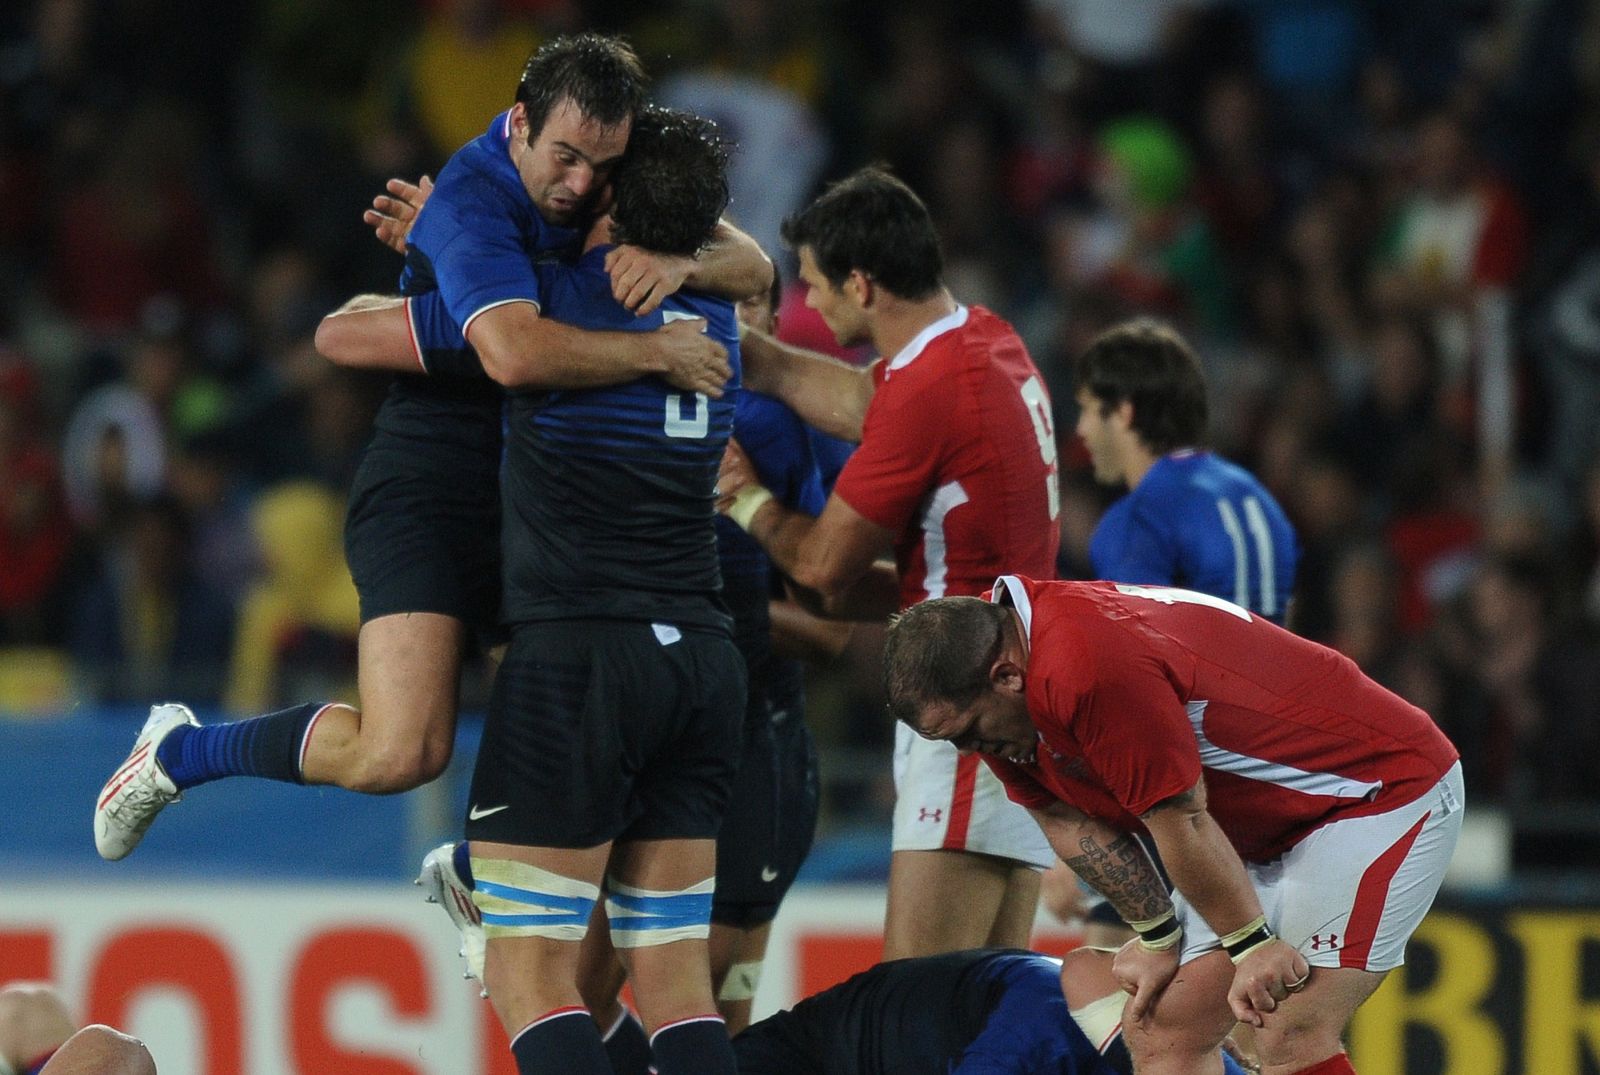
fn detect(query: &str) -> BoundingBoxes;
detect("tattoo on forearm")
[1064,833,1171,922]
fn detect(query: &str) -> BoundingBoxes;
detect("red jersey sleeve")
[831,366,945,533]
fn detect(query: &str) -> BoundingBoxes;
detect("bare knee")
[40,1025,156,1075]
[1253,1012,1346,1072]
[0,983,75,1064]
[342,727,452,793]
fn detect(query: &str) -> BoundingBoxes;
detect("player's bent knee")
[606,877,715,949]
[345,738,451,794]
[471,857,599,941]
[1254,1015,1347,1068]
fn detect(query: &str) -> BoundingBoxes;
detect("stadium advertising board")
[1,886,1596,1074]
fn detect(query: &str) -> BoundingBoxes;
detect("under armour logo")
[918,807,943,823]
[1310,933,1340,951]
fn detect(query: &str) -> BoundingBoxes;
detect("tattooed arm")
[1027,800,1172,925]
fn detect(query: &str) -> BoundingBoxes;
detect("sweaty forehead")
[539,99,630,158]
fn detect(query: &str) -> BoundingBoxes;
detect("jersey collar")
[885,305,968,375]
[990,574,1035,641]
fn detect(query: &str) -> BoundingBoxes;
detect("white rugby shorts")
[1174,761,1465,972]
[890,722,1055,868]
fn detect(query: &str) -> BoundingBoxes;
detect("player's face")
[737,289,776,333]
[917,692,1037,765]
[511,98,630,227]
[797,246,868,346]
[1074,387,1126,485]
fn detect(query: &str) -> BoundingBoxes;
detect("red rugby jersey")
[833,306,1060,607]
[984,576,1460,861]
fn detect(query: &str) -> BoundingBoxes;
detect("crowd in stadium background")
[3,0,1600,841]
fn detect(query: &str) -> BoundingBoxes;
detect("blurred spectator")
[1524,133,1600,497]
[1191,71,1287,271]
[391,0,543,161]
[0,355,75,645]
[1279,452,1364,642]
[1053,116,1235,339]
[1028,0,1215,125]
[1577,460,1600,625]
[1325,541,1402,677]
[47,103,224,334]
[1444,553,1600,804]
[1329,315,1445,508]
[59,384,164,535]
[68,495,235,707]
[1370,110,1528,398]
[657,0,831,269]
[225,482,359,713]
[167,432,261,604]
[1383,434,1481,635]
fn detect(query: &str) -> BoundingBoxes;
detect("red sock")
[1293,1054,1356,1075]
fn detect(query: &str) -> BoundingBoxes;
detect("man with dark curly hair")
[306,105,747,1075]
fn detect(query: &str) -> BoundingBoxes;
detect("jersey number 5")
[664,393,709,438]
[1019,376,1060,520]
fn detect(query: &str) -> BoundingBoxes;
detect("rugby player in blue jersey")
[1073,318,1299,624]
[732,943,1254,1075]
[287,106,753,1075]
[94,37,768,869]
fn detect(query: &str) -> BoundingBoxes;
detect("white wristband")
[725,485,775,531]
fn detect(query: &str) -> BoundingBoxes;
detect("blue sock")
[510,1009,610,1075]
[601,1007,650,1075]
[453,840,475,889]
[651,1015,735,1075]
[156,702,329,790]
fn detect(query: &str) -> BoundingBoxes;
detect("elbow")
[314,315,356,368]
[475,343,523,388]
[748,250,776,297]
[793,559,852,608]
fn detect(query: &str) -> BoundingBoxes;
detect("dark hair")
[780,167,943,300]
[608,107,729,257]
[515,34,647,141]
[1075,318,1208,452]
[882,597,1010,727]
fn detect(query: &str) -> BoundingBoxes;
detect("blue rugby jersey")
[1090,449,1299,624]
[719,390,827,706]
[369,110,577,468]
[411,243,739,631]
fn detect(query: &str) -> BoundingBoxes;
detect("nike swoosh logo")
[760,866,779,883]
[468,804,510,820]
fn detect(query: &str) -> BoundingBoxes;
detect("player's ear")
[847,269,873,308]
[991,659,1025,693]
[1113,399,1135,431]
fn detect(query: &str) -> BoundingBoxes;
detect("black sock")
[600,1007,650,1075]
[650,1015,735,1075]
[510,1008,611,1075]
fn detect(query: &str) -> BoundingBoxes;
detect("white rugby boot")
[416,841,487,995]
[94,703,199,860]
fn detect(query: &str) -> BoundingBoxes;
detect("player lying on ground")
[731,945,1254,1074]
